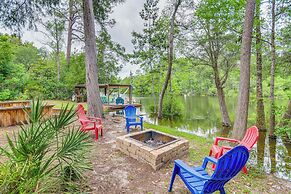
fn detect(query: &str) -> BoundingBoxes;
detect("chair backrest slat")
[116,97,124,105]
[240,126,259,150]
[124,105,136,122]
[203,146,249,193]
[77,104,87,120]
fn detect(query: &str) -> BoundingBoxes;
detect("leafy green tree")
[132,0,168,112]
[0,34,28,100]
[158,0,181,118]
[14,42,40,71]
[181,0,245,126]
[0,0,60,31]
[41,9,66,82]
[97,29,126,84]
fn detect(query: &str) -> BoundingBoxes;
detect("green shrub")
[0,99,93,193]
[275,104,291,140]
[162,96,184,118]
[148,96,184,119]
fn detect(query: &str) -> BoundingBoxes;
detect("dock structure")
[103,103,142,112]
[74,84,141,111]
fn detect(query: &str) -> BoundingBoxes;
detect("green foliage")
[274,104,291,139]
[162,96,184,118]
[0,99,93,193]
[97,30,126,83]
[0,35,28,100]
[0,0,61,31]
[0,31,124,101]
[149,95,184,118]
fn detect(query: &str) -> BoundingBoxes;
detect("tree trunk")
[158,0,181,118]
[56,47,61,82]
[269,0,276,138]
[66,0,73,68]
[83,0,103,117]
[255,0,266,131]
[213,66,231,127]
[55,17,61,82]
[232,0,256,140]
[257,131,266,166]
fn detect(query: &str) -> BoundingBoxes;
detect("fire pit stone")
[116,130,189,170]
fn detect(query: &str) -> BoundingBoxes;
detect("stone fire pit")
[116,130,189,170]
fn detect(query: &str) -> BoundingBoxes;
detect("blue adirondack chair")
[168,145,249,194]
[115,97,124,115]
[124,105,143,133]
[101,96,108,104]
[116,97,124,105]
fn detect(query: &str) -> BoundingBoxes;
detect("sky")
[0,0,167,79]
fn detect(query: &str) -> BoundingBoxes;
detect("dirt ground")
[1,116,291,194]
[84,116,188,194]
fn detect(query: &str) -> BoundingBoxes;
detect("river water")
[136,95,291,181]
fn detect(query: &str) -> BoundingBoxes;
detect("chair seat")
[211,145,222,155]
[128,121,142,125]
[83,124,102,131]
[179,166,211,193]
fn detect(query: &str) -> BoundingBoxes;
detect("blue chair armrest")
[138,116,143,121]
[126,116,137,120]
[202,156,218,169]
[175,160,211,180]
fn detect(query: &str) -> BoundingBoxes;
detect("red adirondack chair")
[209,126,259,174]
[76,104,103,140]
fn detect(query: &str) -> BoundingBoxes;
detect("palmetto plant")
[0,99,93,193]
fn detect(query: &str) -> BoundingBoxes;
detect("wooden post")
[75,88,80,102]
[129,85,133,104]
[106,84,110,104]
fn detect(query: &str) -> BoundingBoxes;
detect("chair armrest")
[87,116,101,121]
[175,160,210,180]
[202,156,218,169]
[214,137,240,145]
[138,116,143,121]
[221,146,232,150]
[79,119,96,124]
[218,146,232,155]
[87,116,102,124]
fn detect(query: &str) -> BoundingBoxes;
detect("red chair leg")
[95,128,99,140]
[242,166,248,174]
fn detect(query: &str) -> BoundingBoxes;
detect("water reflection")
[137,95,290,181]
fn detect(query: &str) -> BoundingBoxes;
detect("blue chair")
[115,97,124,115]
[124,105,143,133]
[116,97,124,105]
[168,145,249,194]
[101,96,108,104]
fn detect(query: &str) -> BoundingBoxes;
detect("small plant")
[149,96,184,119]
[162,96,184,119]
[0,99,93,193]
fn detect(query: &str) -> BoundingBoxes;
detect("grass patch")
[45,100,87,109]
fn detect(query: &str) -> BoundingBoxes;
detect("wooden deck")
[0,104,54,127]
[103,103,142,111]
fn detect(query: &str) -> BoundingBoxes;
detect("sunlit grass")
[45,100,87,109]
